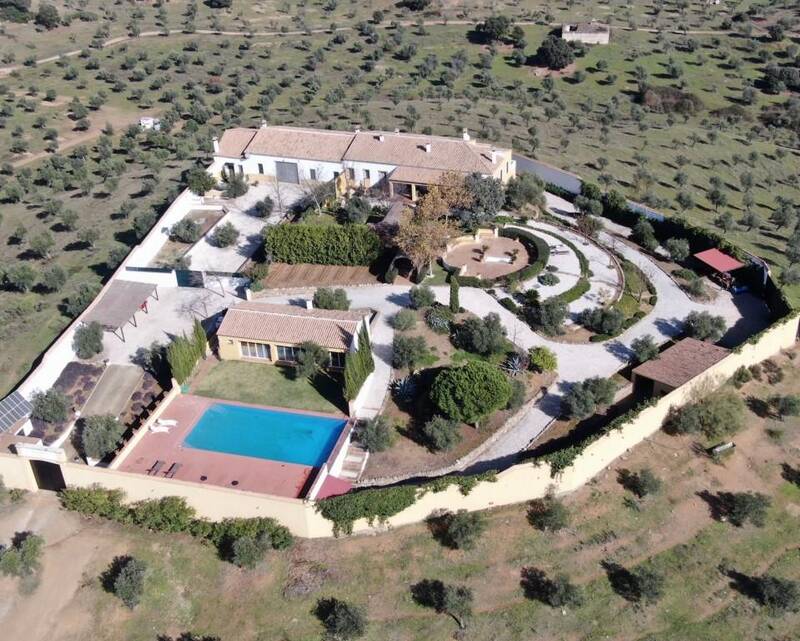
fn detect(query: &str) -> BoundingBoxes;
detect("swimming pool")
[183,403,347,467]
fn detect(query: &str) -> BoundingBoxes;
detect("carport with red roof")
[693,248,745,289]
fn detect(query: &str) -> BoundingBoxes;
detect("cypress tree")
[192,318,207,359]
[449,277,460,313]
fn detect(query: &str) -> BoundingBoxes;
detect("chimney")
[212,136,219,154]
[394,127,400,135]
[260,118,267,129]
[424,142,432,153]
[378,134,385,142]
[491,147,498,164]
[354,127,361,133]
[462,128,470,142]
[305,299,313,310]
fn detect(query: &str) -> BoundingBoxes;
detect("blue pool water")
[183,403,347,467]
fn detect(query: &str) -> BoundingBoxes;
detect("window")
[329,351,346,368]
[258,163,264,174]
[276,345,301,362]
[241,341,270,360]
[363,169,371,180]
[379,171,387,182]
[309,168,317,181]
[347,168,355,180]
[333,171,340,180]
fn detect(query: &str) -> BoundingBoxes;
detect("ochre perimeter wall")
[1,315,797,538]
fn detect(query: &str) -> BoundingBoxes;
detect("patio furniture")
[164,463,182,479]
[146,460,165,475]
[156,418,178,426]
[149,424,170,433]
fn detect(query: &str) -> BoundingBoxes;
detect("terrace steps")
[338,442,368,481]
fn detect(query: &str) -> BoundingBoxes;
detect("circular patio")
[442,235,528,279]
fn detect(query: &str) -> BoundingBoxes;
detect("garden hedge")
[263,223,381,265]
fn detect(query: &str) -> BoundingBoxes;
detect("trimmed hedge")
[500,226,551,282]
[263,224,380,265]
[316,472,497,536]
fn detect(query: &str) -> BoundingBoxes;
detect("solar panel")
[0,391,32,433]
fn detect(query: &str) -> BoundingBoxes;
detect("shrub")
[527,496,569,531]
[73,321,104,359]
[409,284,435,309]
[717,491,771,527]
[663,390,745,439]
[752,575,800,614]
[620,467,661,498]
[253,196,274,218]
[314,598,367,640]
[392,335,429,372]
[529,346,557,372]
[630,335,659,364]
[356,416,394,453]
[31,388,70,423]
[441,510,485,550]
[211,221,239,247]
[186,168,217,195]
[431,361,512,425]
[170,218,202,243]
[425,306,453,334]
[455,313,507,355]
[664,237,690,262]
[223,174,249,198]
[731,365,752,388]
[631,218,658,251]
[421,415,462,452]
[231,532,271,569]
[81,414,124,460]
[527,297,568,335]
[449,277,460,313]
[538,272,560,286]
[341,196,372,224]
[263,224,380,265]
[294,341,329,380]
[683,310,727,342]
[313,287,350,310]
[506,377,526,410]
[111,556,147,608]
[578,306,625,335]
[390,309,416,331]
[561,377,617,419]
[770,394,800,419]
[0,533,44,578]
[383,265,398,283]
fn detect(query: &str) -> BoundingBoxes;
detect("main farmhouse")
[209,123,516,201]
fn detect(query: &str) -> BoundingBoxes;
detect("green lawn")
[190,360,347,414]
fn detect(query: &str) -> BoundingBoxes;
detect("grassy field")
[3,349,800,640]
[190,358,348,414]
[0,0,798,398]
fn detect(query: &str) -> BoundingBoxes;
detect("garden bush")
[313,287,350,310]
[425,305,453,334]
[561,377,617,419]
[392,335,429,371]
[263,224,380,265]
[663,389,745,439]
[211,221,239,247]
[527,496,569,531]
[31,388,70,423]
[390,309,416,331]
[81,414,125,460]
[578,306,625,336]
[454,313,506,355]
[409,284,435,309]
[683,310,727,342]
[170,218,202,243]
[440,510,485,550]
[253,196,274,218]
[420,415,462,452]
[529,346,557,372]
[110,556,147,608]
[73,321,104,359]
[0,532,44,579]
[356,415,394,453]
[538,272,560,286]
[431,361,511,425]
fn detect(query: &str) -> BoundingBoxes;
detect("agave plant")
[502,351,529,377]
[425,307,451,334]
[391,375,418,402]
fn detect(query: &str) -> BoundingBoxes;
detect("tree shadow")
[410,578,446,610]
[781,463,800,487]
[600,560,640,602]
[745,395,771,418]
[425,510,456,549]
[99,555,132,594]
[519,566,555,603]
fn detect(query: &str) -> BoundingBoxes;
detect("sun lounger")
[149,423,170,433]
[146,460,165,475]
[156,418,178,426]
[164,463,182,479]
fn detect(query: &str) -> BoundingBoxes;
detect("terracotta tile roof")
[214,126,511,174]
[344,131,502,173]
[217,128,258,157]
[389,166,446,185]
[216,301,369,351]
[694,248,745,274]
[247,127,355,162]
[632,337,730,389]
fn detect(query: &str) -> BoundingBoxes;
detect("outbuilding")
[632,337,730,397]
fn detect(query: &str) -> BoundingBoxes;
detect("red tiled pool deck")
[117,394,347,498]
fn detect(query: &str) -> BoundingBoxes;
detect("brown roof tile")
[217,128,258,157]
[217,302,369,351]
[632,337,730,389]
